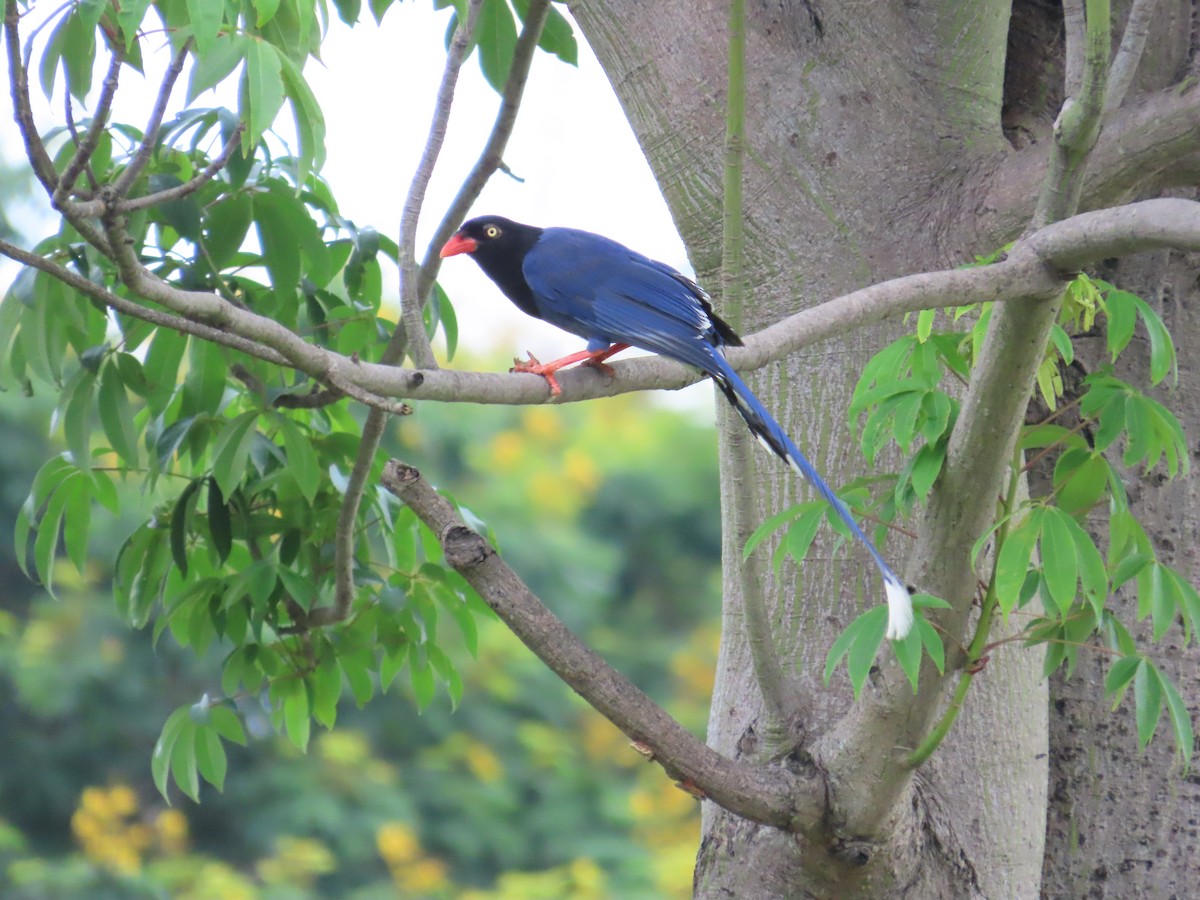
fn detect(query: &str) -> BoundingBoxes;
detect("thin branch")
[812,2,1112,837]
[410,0,553,320]
[1063,0,1087,96]
[4,0,57,192]
[53,50,123,207]
[0,237,289,365]
[380,460,826,832]
[118,124,245,212]
[719,0,792,746]
[319,1,486,629]
[1032,0,1110,227]
[1103,0,1158,119]
[112,40,191,197]
[398,0,484,371]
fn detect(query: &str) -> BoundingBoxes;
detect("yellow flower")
[562,448,599,493]
[463,741,504,784]
[107,784,139,817]
[489,431,524,470]
[155,809,189,854]
[376,821,420,865]
[79,786,108,817]
[398,857,450,893]
[256,836,336,886]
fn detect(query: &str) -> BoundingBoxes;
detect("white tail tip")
[884,576,914,640]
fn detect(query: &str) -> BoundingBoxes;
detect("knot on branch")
[441,524,493,569]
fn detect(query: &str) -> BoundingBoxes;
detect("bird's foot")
[511,352,564,396]
[579,356,617,378]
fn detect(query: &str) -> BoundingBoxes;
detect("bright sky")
[2,4,693,370]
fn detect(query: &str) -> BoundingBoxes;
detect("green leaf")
[1053,448,1107,518]
[61,368,97,472]
[211,412,259,498]
[281,678,311,751]
[33,472,78,597]
[1159,673,1194,767]
[241,38,286,151]
[1131,293,1177,385]
[823,607,888,699]
[994,509,1042,615]
[1104,289,1137,360]
[410,654,437,711]
[152,707,192,802]
[1104,655,1141,699]
[311,657,342,728]
[277,51,328,187]
[170,478,205,576]
[182,338,227,417]
[208,705,247,745]
[340,648,376,707]
[475,0,518,91]
[784,504,826,564]
[1133,660,1162,750]
[147,174,203,241]
[917,616,945,674]
[206,479,233,565]
[276,414,319,502]
[743,503,807,559]
[514,0,576,64]
[202,192,254,269]
[62,10,97,101]
[186,0,225,54]
[892,624,923,692]
[194,725,228,792]
[98,361,140,465]
[1039,508,1078,618]
[60,473,91,574]
[170,722,201,802]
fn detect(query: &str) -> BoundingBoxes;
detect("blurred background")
[0,4,726,897]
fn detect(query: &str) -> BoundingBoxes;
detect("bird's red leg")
[511,343,631,396]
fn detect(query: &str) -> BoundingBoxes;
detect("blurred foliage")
[0,368,722,898]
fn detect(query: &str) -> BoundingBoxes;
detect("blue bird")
[441,216,913,640]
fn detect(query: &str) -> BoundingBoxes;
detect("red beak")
[440,233,477,257]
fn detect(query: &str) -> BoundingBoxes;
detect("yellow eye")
[485,225,500,238]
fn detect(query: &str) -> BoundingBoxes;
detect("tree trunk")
[569,0,1198,895]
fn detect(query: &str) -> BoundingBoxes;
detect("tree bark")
[569,0,1199,895]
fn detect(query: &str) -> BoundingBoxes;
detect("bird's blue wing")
[523,228,722,372]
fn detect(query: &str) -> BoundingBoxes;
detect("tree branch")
[316,1,486,629]
[391,0,553,363]
[397,0,484,371]
[117,123,246,212]
[0,237,289,366]
[1103,0,1158,120]
[1063,0,1086,96]
[380,460,826,832]
[4,0,57,193]
[112,40,191,197]
[53,50,122,208]
[813,6,1112,837]
[718,0,793,747]
[981,82,1200,246]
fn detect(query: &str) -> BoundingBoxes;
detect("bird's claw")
[511,352,563,396]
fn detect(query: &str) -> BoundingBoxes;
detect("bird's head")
[440,216,542,262]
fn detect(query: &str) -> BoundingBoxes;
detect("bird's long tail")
[710,353,914,640]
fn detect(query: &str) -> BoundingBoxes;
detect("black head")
[440,216,545,316]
